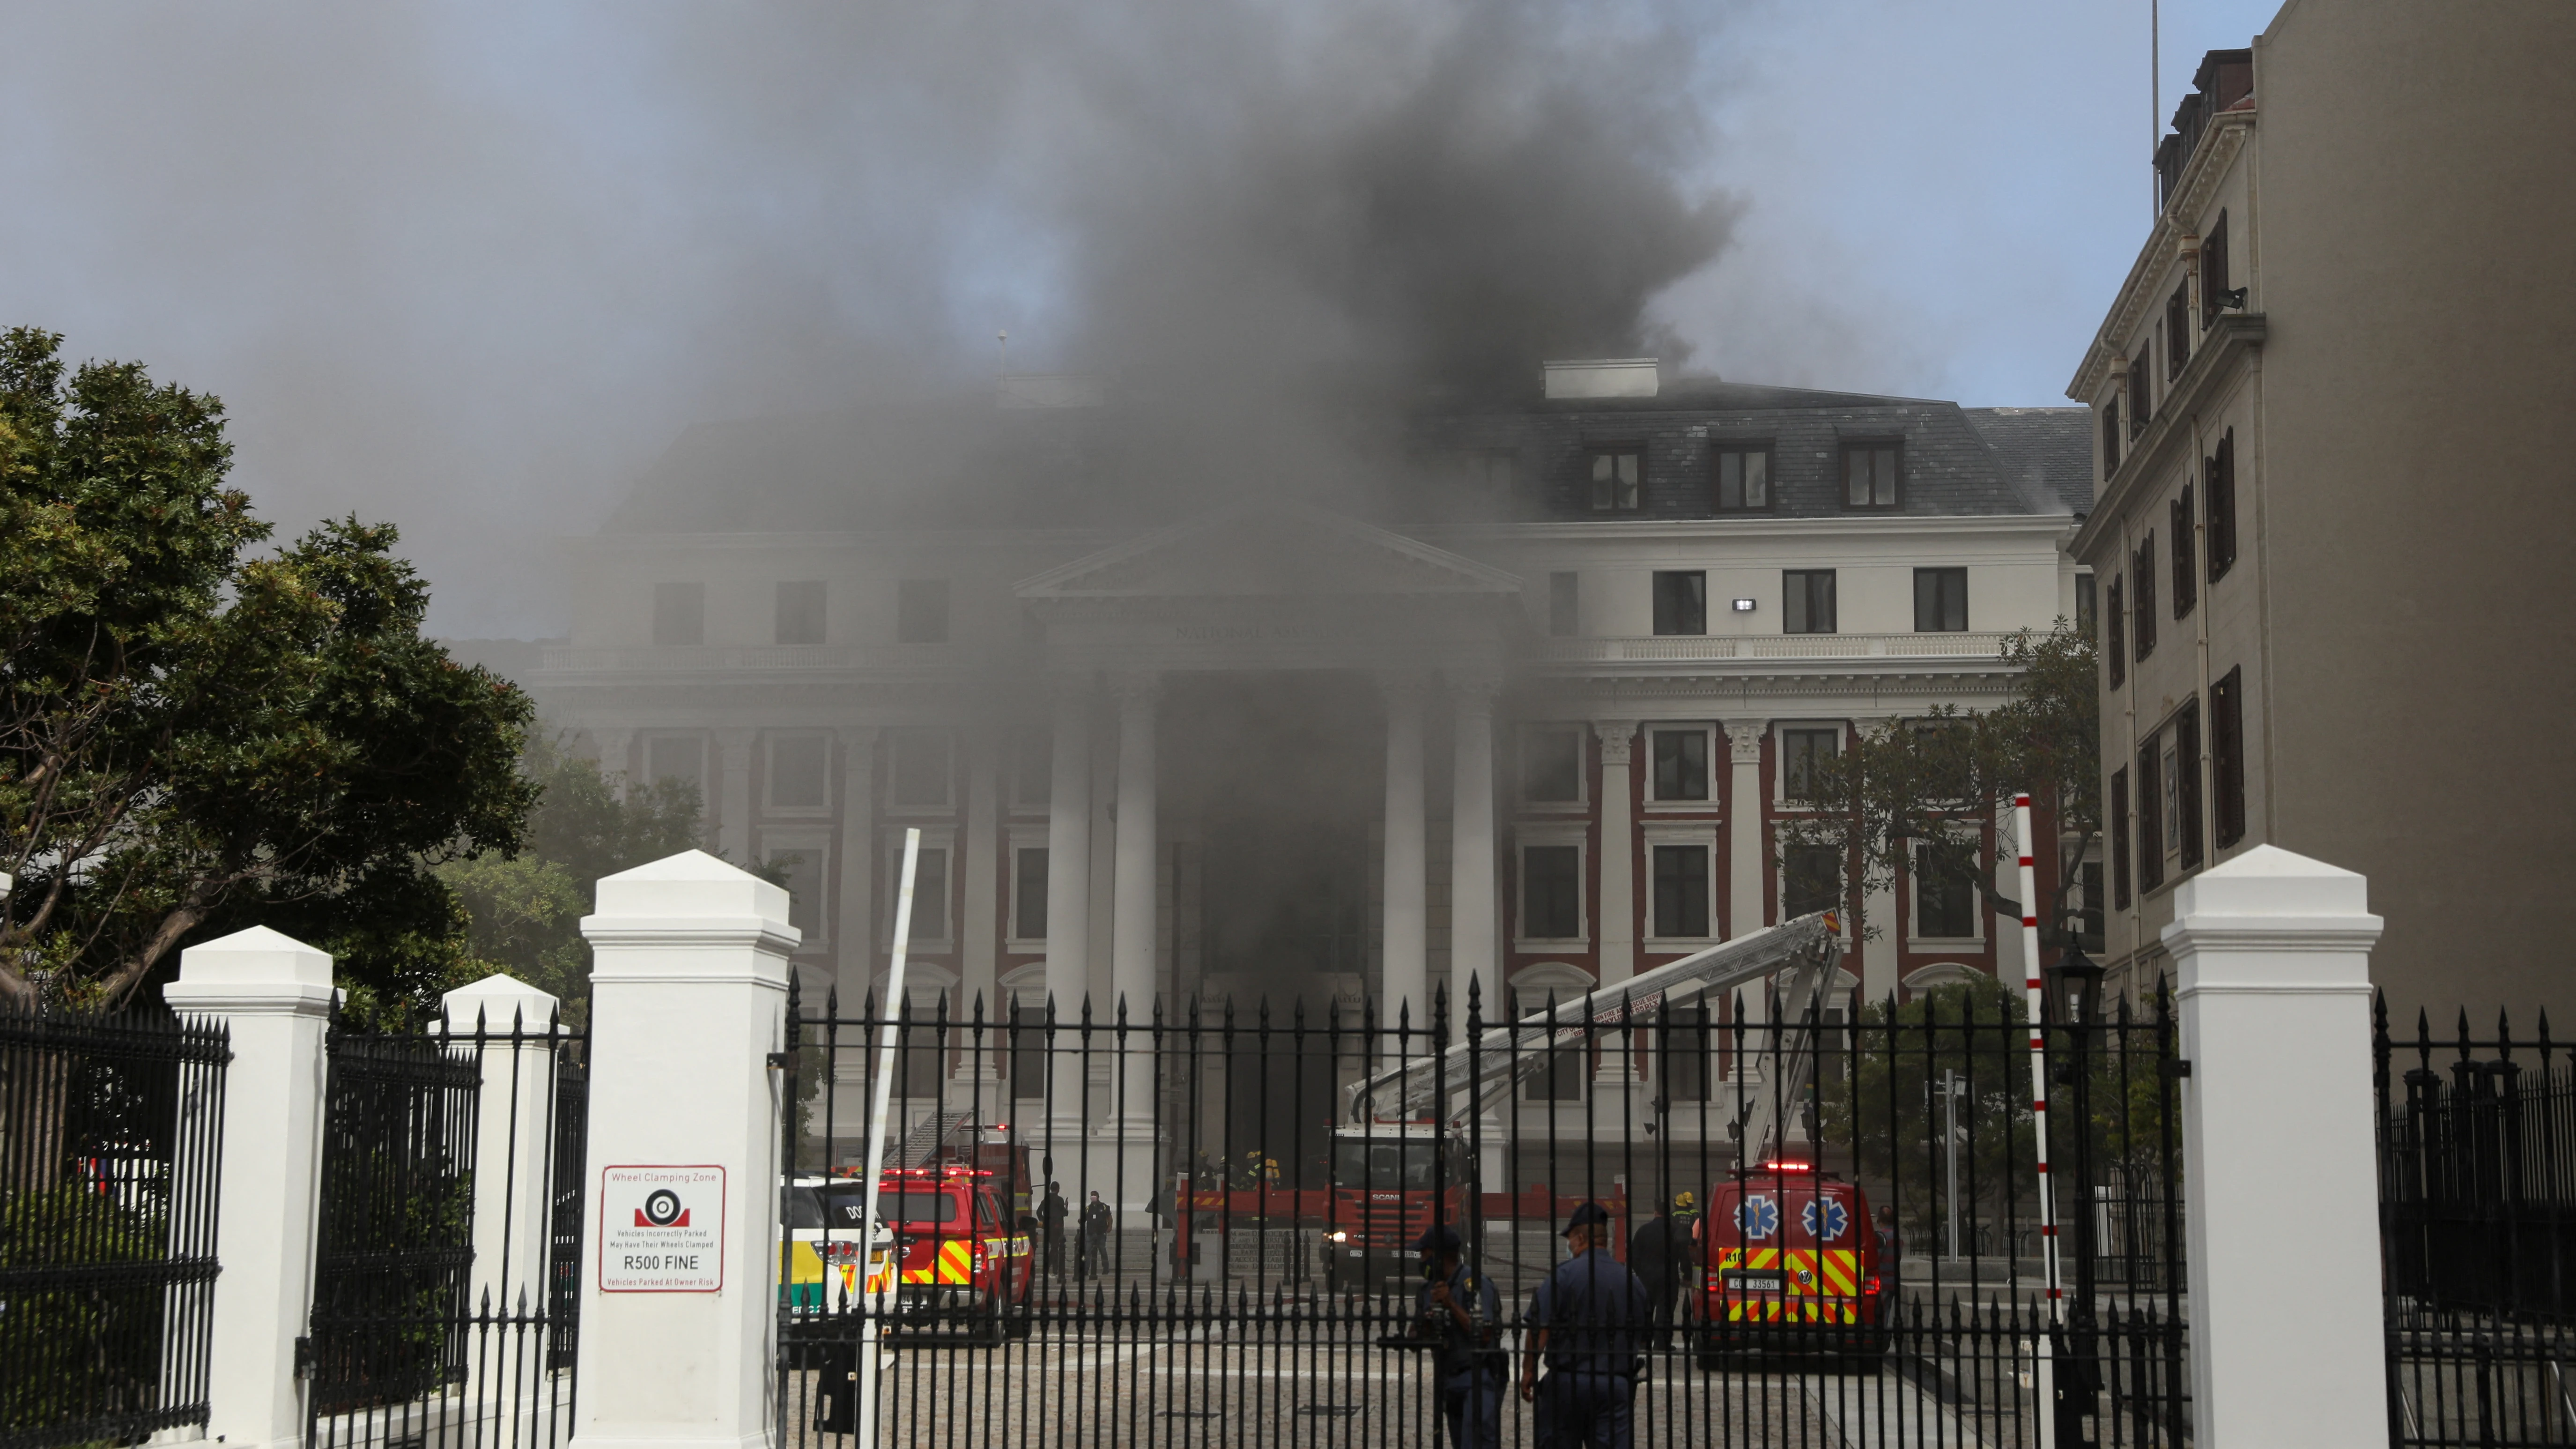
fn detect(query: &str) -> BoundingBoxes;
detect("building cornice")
[2068,107,2258,401]
[2068,312,2266,563]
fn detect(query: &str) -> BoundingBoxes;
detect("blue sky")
[0,0,2283,636]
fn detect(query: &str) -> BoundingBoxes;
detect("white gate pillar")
[163,926,335,1449]
[440,971,565,1419]
[2162,844,2384,1449]
[572,850,799,1449]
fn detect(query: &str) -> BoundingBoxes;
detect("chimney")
[1542,358,1659,401]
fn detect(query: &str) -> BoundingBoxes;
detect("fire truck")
[1319,1125,1472,1292]
[1691,1160,1896,1365]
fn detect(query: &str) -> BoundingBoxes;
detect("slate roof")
[601,381,2095,533]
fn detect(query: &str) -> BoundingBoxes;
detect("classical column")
[958,724,1002,1106]
[1723,722,1768,938]
[1043,680,1095,1135]
[714,727,754,861]
[1593,720,1639,986]
[1448,673,1502,1024]
[591,727,637,793]
[1108,673,1161,1128]
[1380,677,1430,1038]
[833,727,880,1000]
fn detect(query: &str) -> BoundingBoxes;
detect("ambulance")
[829,1165,1034,1339]
[782,1175,899,1333]
[1691,1160,1896,1366]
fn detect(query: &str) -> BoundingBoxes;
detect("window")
[1651,844,1710,939]
[1588,446,1643,511]
[2101,402,2121,480]
[2135,742,2165,891]
[1780,728,1839,803]
[895,1001,943,1097]
[2110,767,2133,909]
[2165,281,2192,379]
[1651,571,1706,636]
[1843,443,1901,508]
[1520,727,1584,804]
[775,580,826,645]
[1784,570,1837,635]
[2175,700,2204,871]
[2127,351,2151,436]
[652,582,704,646]
[2105,577,2126,688]
[896,845,950,944]
[896,579,950,643]
[1527,1036,1587,1102]
[1913,568,1969,632]
[2133,534,2158,661]
[2212,666,2246,848]
[2171,488,2197,619]
[768,847,825,939]
[1520,845,1582,939]
[887,728,953,809]
[1650,729,1709,802]
[1782,843,1843,919]
[2200,211,2230,325]
[1660,1005,1712,1102]
[1014,847,1049,939]
[1008,1004,1047,1099]
[1547,572,1580,636]
[1912,844,1978,939]
[2075,573,2097,635]
[1458,450,1515,504]
[1012,731,1051,809]
[2206,429,2238,583]
[1716,446,1771,510]
[768,734,829,810]
[2078,861,2107,952]
[646,735,705,797]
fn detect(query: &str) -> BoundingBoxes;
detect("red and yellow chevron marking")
[902,1238,976,1285]
[1712,1246,1860,1324]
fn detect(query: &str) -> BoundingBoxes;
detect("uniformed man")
[1626,1192,1700,1351]
[1414,1225,1504,1449]
[1520,1202,1650,1449]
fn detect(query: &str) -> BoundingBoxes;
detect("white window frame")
[1009,730,1053,813]
[1517,724,1589,810]
[885,726,956,813]
[1643,827,1720,945]
[885,825,957,950]
[1772,825,1851,935]
[759,828,833,950]
[1508,962,1597,1103]
[1772,721,1849,810]
[1906,833,1987,948]
[763,731,835,816]
[1005,826,1050,952]
[1643,724,1717,811]
[1513,828,1589,947]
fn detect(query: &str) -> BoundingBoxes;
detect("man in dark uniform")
[1036,1181,1069,1279]
[1520,1202,1650,1449]
[1626,1191,1700,1350]
[1413,1226,1504,1449]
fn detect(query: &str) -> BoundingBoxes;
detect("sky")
[0,0,2283,638]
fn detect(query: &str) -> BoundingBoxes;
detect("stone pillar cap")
[589,848,792,923]
[2165,844,2382,930]
[174,925,333,988]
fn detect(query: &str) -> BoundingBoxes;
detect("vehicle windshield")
[814,1185,960,1228]
[1332,1141,1446,1191]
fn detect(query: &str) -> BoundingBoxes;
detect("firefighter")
[1625,1192,1699,1351]
[1520,1203,1650,1449]
[1036,1181,1070,1279]
[1414,1225,1503,1449]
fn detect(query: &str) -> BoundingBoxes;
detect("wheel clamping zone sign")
[600,1165,726,1292]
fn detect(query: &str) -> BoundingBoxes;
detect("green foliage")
[0,327,536,1014]
[0,1185,167,1436]
[436,734,702,1022]
[1777,620,2099,947]
[1820,976,2035,1237]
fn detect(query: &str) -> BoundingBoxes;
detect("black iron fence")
[0,1002,229,1449]
[2379,1001,2576,1446]
[773,968,2189,1448]
[304,1002,587,1449]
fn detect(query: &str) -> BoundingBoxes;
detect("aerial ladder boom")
[1344,912,1845,1165]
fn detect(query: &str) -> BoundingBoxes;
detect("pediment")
[1017,503,1521,601]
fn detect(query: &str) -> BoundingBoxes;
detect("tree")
[1819,975,2036,1245]
[0,327,535,1011]
[1777,621,2099,953]
[437,736,700,1020]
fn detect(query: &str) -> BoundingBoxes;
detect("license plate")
[1725,1272,1785,1293]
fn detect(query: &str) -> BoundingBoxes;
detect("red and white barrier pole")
[2015,792,2062,1324]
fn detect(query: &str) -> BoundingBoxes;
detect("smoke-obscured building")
[531,360,2091,1170]
[2067,6,2576,1020]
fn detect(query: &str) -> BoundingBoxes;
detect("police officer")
[1520,1202,1650,1449]
[1414,1226,1504,1449]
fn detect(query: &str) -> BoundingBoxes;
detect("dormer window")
[1842,443,1900,509]
[1588,445,1643,511]
[1715,445,1771,510]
